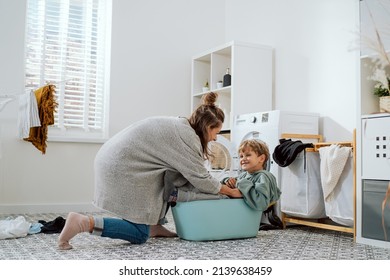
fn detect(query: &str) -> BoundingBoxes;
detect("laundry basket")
[280,151,327,219]
[171,198,262,241]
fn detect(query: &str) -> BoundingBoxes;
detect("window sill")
[47,136,107,144]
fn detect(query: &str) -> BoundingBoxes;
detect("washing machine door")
[206,134,238,180]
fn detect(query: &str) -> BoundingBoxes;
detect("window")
[24,0,112,142]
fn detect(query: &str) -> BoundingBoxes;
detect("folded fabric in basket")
[318,144,351,202]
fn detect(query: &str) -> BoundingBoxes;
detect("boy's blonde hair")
[238,139,270,169]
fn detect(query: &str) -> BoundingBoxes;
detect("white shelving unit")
[191,41,274,132]
[356,1,390,248]
[356,55,390,248]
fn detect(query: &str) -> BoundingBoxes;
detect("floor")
[1,211,390,260]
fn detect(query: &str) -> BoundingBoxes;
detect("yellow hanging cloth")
[24,84,58,154]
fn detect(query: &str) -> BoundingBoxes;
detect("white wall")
[0,0,360,213]
[226,0,360,141]
[360,0,390,56]
[109,0,226,134]
[0,0,225,213]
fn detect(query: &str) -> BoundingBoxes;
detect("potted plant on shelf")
[371,70,390,113]
[202,80,209,92]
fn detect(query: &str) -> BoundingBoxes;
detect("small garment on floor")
[0,216,31,240]
[28,222,43,234]
[38,216,66,234]
[318,144,352,202]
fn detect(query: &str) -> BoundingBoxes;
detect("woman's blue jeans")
[98,217,149,244]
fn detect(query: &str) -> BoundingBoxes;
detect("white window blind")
[24,0,112,142]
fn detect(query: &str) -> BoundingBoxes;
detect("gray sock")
[91,216,104,236]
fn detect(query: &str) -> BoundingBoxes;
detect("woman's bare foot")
[58,212,93,250]
[150,224,177,238]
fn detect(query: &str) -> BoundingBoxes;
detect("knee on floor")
[132,232,149,244]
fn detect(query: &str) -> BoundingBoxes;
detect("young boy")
[221,139,283,229]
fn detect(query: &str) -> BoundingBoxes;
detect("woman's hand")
[219,184,243,198]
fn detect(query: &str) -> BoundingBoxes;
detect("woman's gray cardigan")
[93,116,221,225]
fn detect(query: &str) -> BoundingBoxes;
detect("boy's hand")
[228,188,243,198]
[219,184,243,198]
[225,177,237,189]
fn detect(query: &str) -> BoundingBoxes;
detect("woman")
[58,92,242,250]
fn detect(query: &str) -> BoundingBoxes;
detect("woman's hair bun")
[201,92,218,106]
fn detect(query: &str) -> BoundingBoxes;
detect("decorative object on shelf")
[371,68,389,97]
[216,81,223,89]
[223,68,231,87]
[380,96,390,113]
[202,80,209,92]
[371,68,390,112]
[361,2,390,113]
[367,53,390,113]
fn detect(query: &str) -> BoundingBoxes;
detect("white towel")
[0,216,31,240]
[318,144,351,202]
[17,89,41,139]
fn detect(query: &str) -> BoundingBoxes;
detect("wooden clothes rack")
[279,131,356,238]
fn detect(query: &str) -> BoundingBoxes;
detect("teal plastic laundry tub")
[171,198,262,241]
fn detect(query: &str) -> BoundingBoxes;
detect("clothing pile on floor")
[0,216,65,240]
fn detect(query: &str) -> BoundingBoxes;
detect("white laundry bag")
[280,151,326,218]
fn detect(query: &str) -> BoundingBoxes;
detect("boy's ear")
[259,154,266,162]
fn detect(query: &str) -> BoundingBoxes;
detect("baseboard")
[0,203,100,214]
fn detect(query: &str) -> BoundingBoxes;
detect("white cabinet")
[357,59,390,248]
[361,115,390,180]
[358,115,390,247]
[356,0,390,248]
[191,41,274,132]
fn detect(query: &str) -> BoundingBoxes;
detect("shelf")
[192,86,231,97]
[360,49,390,59]
[191,41,274,132]
[361,112,390,119]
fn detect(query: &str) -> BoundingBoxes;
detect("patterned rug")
[1,211,390,260]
